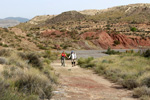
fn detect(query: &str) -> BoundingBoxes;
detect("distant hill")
[87,3,150,23]
[79,9,101,15]
[0,19,20,28]
[28,15,56,25]
[16,3,150,38]
[46,11,86,24]
[0,17,29,28]
[20,3,150,29]
[5,17,29,23]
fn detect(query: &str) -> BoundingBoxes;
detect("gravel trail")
[51,60,137,100]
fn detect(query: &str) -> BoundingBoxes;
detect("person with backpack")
[69,51,77,67]
[61,51,68,67]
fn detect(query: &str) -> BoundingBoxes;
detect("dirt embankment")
[41,30,150,49]
[81,31,150,49]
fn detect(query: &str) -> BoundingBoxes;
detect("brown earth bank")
[0,27,149,51]
[42,30,150,49]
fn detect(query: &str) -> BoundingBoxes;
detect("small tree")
[131,27,137,32]
[114,40,120,45]
[143,49,150,58]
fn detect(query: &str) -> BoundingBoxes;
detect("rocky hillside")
[0,26,149,51]
[0,27,38,50]
[10,3,150,50]
[46,11,86,24]
[88,3,150,23]
[17,4,150,35]
[28,15,56,25]
[79,9,101,15]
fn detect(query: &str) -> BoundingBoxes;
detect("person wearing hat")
[69,51,77,67]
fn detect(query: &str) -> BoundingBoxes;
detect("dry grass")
[0,49,57,99]
[78,53,150,99]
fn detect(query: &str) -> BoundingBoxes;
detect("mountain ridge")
[4,17,29,22]
[0,19,20,28]
[0,17,29,28]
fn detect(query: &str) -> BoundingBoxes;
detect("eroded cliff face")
[40,29,150,49]
[80,31,150,49]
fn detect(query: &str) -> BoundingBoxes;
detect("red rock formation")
[81,31,150,49]
[41,30,150,49]
[41,30,62,37]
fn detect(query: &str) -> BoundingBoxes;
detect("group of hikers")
[61,51,77,67]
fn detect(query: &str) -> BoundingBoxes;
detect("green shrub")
[17,52,27,59]
[27,53,43,69]
[121,79,138,89]
[56,35,61,37]
[17,48,23,51]
[85,36,92,40]
[13,68,52,99]
[37,44,47,50]
[105,47,120,55]
[94,64,107,75]
[44,58,51,64]
[42,50,59,61]
[140,76,150,87]
[51,32,56,35]
[23,95,39,100]
[77,58,85,66]
[143,49,150,58]
[78,57,94,68]
[0,49,12,57]
[131,27,137,32]
[0,50,57,99]
[0,57,7,64]
[0,80,24,100]
[2,44,8,47]
[113,40,120,45]
[26,33,32,37]
[140,95,150,100]
[2,66,53,99]
[133,86,150,98]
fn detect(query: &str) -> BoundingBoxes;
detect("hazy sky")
[1,0,150,19]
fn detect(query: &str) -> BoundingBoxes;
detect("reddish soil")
[51,60,136,100]
[81,31,150,49]
[41,29,67,37]
[41,30,150,49]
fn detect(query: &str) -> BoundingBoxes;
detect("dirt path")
[51,60,137,100]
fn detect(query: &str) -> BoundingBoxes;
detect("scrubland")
[78,50,150,100]
[0,49,58,100]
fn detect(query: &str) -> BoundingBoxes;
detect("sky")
[1,0,150,19]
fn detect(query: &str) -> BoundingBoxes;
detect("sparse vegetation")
[78,57,94,68]
[105,47,120,55]
[0,49,58,99]
[85,36,93,40]
[78,52,150,99]
[143,49,150,58]
[113,40,120,45]
[131,27,137,32]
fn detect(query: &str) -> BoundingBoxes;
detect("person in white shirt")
[69,51,77,67]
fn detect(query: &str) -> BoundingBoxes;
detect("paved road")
[54,49,140,58]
